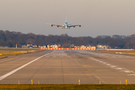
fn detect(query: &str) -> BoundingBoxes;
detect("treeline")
[0,30,135,48]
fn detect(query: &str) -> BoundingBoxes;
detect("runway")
[0,50,135,84]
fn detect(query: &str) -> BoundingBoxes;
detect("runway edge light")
[126,79,127,85]
[78,79,80,85]
[31,79,33,85]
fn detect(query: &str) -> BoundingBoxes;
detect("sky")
[0,0,135,37]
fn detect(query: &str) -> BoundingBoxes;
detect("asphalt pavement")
[0,50,135,84]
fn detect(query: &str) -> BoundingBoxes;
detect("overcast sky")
[0,0,135,37]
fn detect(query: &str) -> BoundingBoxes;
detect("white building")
[96,45,109,49]
[50,45,58,48]
[80,45,87,49]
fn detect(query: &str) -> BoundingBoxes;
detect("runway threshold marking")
[0,51,55,81]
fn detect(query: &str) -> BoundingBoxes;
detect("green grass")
[0,84,135,90]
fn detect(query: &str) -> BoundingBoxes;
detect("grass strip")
[0,50,42,56]
[96,50,135,55]
[0,84,135,90]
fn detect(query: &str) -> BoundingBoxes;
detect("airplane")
[50,22,81,29]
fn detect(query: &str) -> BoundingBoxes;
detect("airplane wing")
[51,24,64,27]
[46,23,64,27]
[68,24,81,27]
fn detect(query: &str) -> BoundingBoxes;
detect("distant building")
[86,45,92,48]
[27,44,32,47]
[43,45,46,48]
[40,44,60,49]
[39,45,46,48]
[74,46,80,48]
[22,45,28,48]
[47,45,50,48]
[50,44,58,48]
[80,45,86,49]
[96,45,110,49]
[32,45,37,48]
[69,44,75,48]
[22,44,38,48]
[87,45,96,49]
[58,44,61,48]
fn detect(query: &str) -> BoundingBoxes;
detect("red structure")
[40,48,95,51]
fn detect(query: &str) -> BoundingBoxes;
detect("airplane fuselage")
[64,22,69,29]
[50,21,81,29]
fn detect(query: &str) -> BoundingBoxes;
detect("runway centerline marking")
[0,51,55,81]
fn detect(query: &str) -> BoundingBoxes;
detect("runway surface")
[0,50,135,84]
